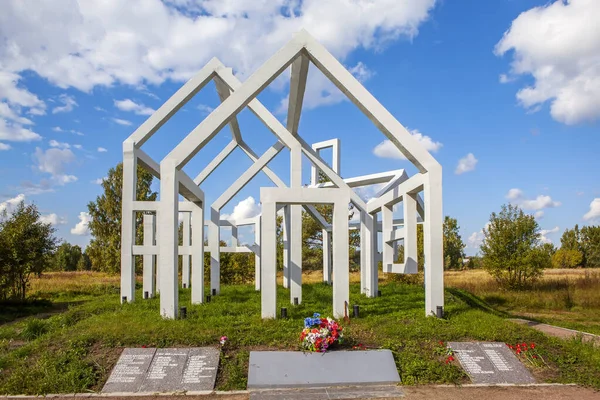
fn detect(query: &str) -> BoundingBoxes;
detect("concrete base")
[247,350,400,389]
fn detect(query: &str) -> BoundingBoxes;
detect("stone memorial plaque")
[180,347,220,391]
[248,350,400,389]
[102,347,220,393]
[448,342,536,384]
[138,348,189,392]
[102,348,157,393]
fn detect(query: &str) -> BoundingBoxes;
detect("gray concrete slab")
[102,347,220,393]
[247,350,400,389]
[448,342,535,385]
[102,348,157,393]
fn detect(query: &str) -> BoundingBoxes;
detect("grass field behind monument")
[0,270,599,394]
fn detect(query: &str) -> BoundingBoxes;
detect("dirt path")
[6,386,599,400]
[509,318,600,346]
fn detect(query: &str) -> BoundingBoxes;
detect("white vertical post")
[191,201,204,304]
[290,147,302,304]
[254,216,261,291]
[322,229,332,284]
[404,193,418,273]
[182,211,191,288]
[382,204,394,273]
[282,206,290,289]
[209,207,221,295]
[120,142,137,303]
[332,200,349,319]
[159,159,179,319]
[361,211,377,296]
[231,224,238,247]
[423,173,444,316]
[143,214,156,298]
[359,213,366,294]
[261,201,277,319]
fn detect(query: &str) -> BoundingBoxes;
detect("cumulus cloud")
[52,94,78,114]
[198,104,214,115]
[0,142,11,151]
[114,99,155,115]
[49,139,70,149]
[495,0,600,124]
[71,212,92,235]
[0,0,435,119]
[583,198,600,221]
[92,177,106,185]
[40,213,67,226]
[112,118,132,126]
[467,222,491,250]
[0,118,41,142]
[18,179,55,195]
[506,188,561,211]
[32,147,78,184]
[0,71,46,118]
[534,210,544,220]
[373,129,442,160]
[97,147,107,153]
[0,102,33,125]
[222,196,261,221]
[0,193,25,215]
[540,226,559,244]
[455,153,478,175]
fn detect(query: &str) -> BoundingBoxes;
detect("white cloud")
[112,118,132,126]
[97,147,108,153]
[49,139,70,149]
[94,106,106,112]
[0,71,46,115]
[52,94,78,114]
[495,0,600,124]
[40,213,67,226]
[52,126,64,132]
[73,144,82,149]
[32,147,77,184]
[506,188,561,211]
[534,210,544,220]
[222,196,261,221]
[0,0,435,115]
[373,129,442,160]
[92,177,106,185]
[198,104,214,115]
[18,179,55,195]
[468,231,484,249]
[583,198,600,221]
[0,102,33,125]
[71,212,92,235]
[0,118,42,142]
[114,99,155,115]
[540,226,559,244]
[0,193,25,215]
[455,153,478,175]
[70,129,84,136]
[0,142,11,151]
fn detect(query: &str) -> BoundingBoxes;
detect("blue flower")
[313,313,321,318]
[304,317,312,328]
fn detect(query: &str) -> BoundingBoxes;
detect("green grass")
[1,281,600,394]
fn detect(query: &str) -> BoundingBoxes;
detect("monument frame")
[120,29,444,320]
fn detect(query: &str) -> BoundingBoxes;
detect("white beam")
[120,141,136,303]
[332,199,350,319]
[181,212,191,288]
[142,213,156,298]
[194,140,237,185]
[214,76,243,143]
[366,173,424,214]
[287,54,310,135]
[212,142,284,211]
[261,201,277,318]
[126,57,222,147]
[191,201,204,304]
[303,32,440,173]
[165,36,306,168]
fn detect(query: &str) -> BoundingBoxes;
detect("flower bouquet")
[299,313,343,352]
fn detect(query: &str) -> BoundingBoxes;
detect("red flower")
[439,341,444,346]
[516,348,521,354]
[141,345,147,348]
[530,343,536,349]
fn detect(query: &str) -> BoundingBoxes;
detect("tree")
[552,248,583,269]
[443,216,466,269]
[580,225,600,268]
[0,201,58,300]
[480,204,544,288]
[76,251,92,271]
[86,163,157,274]
[52,242,82,271]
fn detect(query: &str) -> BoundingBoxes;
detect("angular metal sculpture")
[120,30,444,320]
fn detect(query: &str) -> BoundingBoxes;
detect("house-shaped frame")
[120,30,444,320]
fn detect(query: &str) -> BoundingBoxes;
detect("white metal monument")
[120,30,444,320]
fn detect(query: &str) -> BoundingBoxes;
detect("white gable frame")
[121,30,443,320]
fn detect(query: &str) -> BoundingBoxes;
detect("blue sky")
[1,0,599,255]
